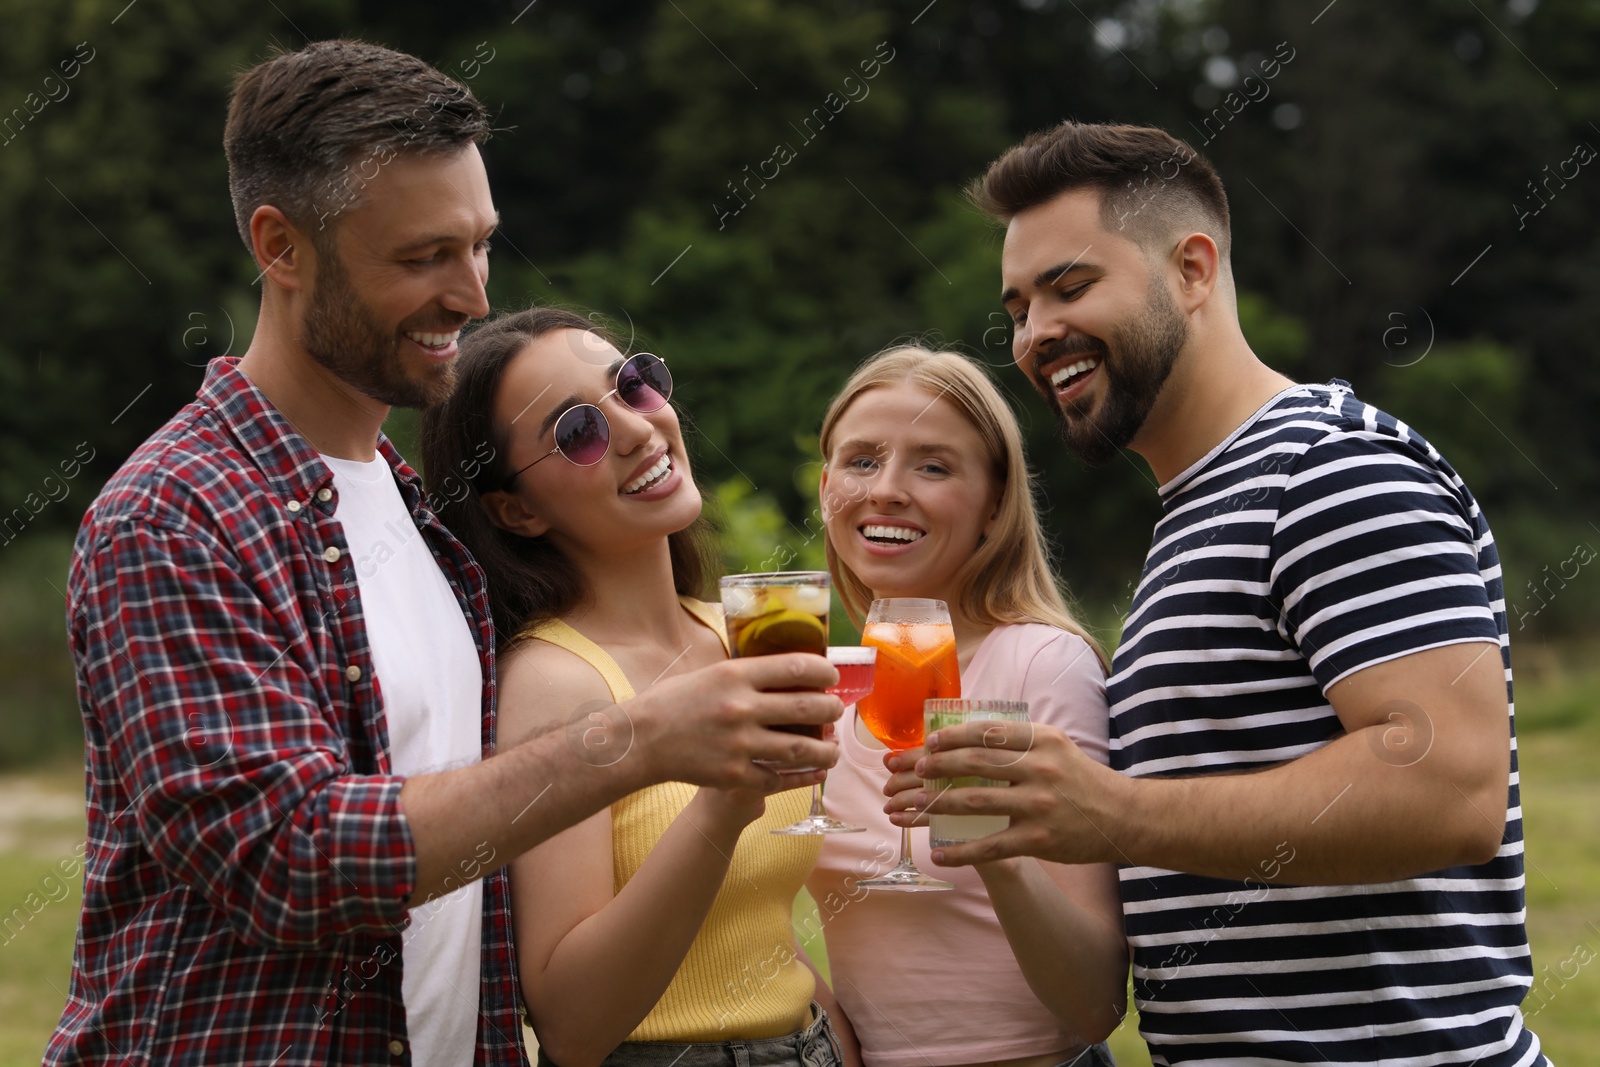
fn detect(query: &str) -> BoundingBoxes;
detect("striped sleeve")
[80,518,415,949]
[1268,431,1499,691]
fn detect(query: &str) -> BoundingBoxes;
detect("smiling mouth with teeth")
[861,524,925,545]
[623,455,673,494]
[404,328,462,349]
[1048,356,1101,394]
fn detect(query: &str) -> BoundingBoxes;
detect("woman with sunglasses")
[419,307,853,1067]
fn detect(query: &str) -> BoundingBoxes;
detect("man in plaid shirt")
[49,41,840,1067]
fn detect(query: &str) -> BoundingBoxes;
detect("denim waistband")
[538,1004,841,1067]
[1053,1043,1116,1067]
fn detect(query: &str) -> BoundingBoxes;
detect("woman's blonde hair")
[819,344,1107,671]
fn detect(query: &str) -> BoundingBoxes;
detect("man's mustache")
[400,314,471,334]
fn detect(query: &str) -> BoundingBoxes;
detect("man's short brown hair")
[971,121,1231,263]
[224,39,490,256]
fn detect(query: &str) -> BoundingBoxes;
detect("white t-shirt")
[324,453,484,1067]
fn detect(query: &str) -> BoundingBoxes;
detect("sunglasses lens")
[616,354,672,413]
[554,405,609,465]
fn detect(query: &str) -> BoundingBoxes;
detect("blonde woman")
[806,345,1126,1066]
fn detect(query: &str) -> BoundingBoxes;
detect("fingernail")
[930,849,945,864]
[885,753,901,771]
[914,791,928,808]
[926,732,940,752]
[914,760,927,777]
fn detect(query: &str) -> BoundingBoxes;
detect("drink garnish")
[735,608,827,657]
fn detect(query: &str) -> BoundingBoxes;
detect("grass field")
[3,646,1596,1065]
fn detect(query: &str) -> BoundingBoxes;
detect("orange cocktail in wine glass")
[855,597,959,891]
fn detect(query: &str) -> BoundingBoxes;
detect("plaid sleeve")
[79,517,416,948]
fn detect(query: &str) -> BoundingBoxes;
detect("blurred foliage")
[0,534,79,768]
[2,0,1598,764]
[714,478,827,576]
[1236,290,1309,372]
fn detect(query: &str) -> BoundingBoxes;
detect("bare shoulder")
[497,636,616,748]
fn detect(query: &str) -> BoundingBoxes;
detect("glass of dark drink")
[718,571,840,778]
[721,571,831,658]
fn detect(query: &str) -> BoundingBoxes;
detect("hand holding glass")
[769,646,875,835]
[718,571,836,763]
[923,700,1029,847]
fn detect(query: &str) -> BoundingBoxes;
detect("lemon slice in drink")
[737,609,827,657]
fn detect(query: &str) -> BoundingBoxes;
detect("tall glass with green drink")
[922,699,1029,847]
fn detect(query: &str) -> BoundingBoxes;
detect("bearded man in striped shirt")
[892,121,1545,1066]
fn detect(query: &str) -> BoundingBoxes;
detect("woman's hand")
[690,783,768,830]
[693,767,826,833]
[880,744,927,825]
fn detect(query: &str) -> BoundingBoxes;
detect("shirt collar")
[197,356,425,513]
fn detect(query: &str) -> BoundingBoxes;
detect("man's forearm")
[1108,726,1506,884]
[399,723,650,904]
[916,644,1512,884]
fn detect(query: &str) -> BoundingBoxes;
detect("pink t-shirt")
[805,624,1110,1067]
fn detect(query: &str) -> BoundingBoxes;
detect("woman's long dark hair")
[419,306,716,644]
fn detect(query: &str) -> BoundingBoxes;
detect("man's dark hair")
[419,306,717,641]
[225,39,490,256]
[971,121,1232,263]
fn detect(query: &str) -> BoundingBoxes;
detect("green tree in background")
[2,0,1597,765]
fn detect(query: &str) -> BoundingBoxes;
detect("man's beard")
[301,248,457,409]
[1040,278,1188,466]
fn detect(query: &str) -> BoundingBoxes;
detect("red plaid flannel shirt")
[49,357,527,1066]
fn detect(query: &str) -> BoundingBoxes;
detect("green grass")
[0,766,84,1067]
[1510,653,1600,1064]
[5,650,1597,1066]
[0,534,80,770]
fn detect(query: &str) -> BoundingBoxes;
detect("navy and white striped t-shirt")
[1107,382,1543,1066]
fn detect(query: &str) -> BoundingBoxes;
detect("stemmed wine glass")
[770,646,875,835]
[855,598,960,891]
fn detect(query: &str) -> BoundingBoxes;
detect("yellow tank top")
[518,598,820,1041]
